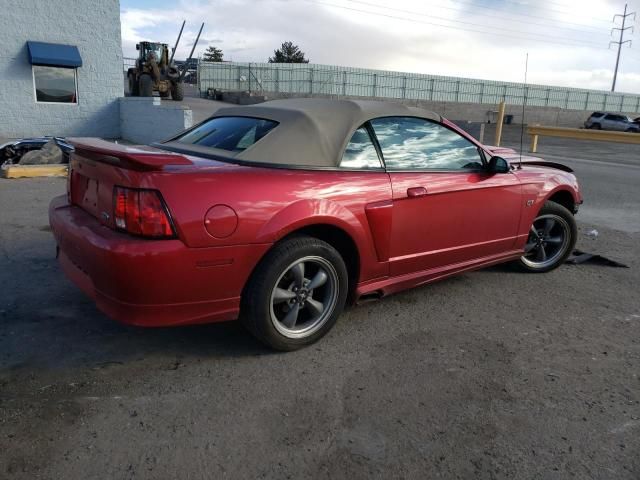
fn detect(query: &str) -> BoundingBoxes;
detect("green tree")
[202,46,224,62]
[268,41,309,63]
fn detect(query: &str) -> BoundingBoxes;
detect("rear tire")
[171,82,184,101]
[592,123,602,130]
[139,74,153,97]
[128,74,139,96]
[241,236,349,351]
[515,201,577,273]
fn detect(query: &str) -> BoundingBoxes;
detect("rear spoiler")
[68,137,193,171]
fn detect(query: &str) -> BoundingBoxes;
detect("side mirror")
[488,156,510,174]
[136,44,140,50]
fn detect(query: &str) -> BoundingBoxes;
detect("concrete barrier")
[119,97,193,145]
[451,121,485,142]
[528,125,640,152]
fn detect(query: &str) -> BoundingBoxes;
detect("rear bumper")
[49,195,271,327]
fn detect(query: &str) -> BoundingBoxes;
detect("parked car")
[50,99,582,350]
[584,111,640,132]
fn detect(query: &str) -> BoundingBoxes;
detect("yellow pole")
[494,101,506,146]
[530,134,539,153]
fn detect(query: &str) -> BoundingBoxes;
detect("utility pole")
[610,3,636,92]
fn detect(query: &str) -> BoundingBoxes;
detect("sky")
[120,0,640,93]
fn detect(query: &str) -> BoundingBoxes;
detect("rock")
[19,140,63,165]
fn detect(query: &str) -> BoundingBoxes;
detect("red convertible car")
[50,99,582,350]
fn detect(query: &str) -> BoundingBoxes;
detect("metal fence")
[123,57,136,72]
[198,61,640,113]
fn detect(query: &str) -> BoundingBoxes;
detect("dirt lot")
[1,135,639,479]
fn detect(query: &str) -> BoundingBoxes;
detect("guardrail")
[527,125,640,153]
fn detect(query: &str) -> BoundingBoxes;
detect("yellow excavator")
[126,21,204,101]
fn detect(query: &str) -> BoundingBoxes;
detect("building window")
[33,66,78,104]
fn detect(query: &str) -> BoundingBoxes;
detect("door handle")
[407,187,428,198]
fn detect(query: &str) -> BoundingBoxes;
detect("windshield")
[172,116,278,152]
[145,43,164,63]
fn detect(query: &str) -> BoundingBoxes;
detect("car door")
[612,115,625,131]
[369,116,523,277]
[603,114,620,131]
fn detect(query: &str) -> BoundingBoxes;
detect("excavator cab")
[138,42,167,67]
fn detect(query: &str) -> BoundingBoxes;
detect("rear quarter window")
[175,116,278,152]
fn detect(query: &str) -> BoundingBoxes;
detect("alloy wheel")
[269,256,339,339]
[521,214,571,269]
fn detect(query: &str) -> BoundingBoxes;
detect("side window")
[370,117,483,171]
[604,114,617,121]
[340,127,383,169]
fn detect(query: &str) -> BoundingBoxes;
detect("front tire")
[139,74,153,97]
[128,74,139,96]
[516,201,577,273]
[241,236,349,351]
[171,82,184,101]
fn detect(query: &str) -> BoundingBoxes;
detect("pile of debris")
[206,89,267,105]
[1,137,73,167]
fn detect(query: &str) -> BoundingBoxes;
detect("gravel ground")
[0,137,639,479]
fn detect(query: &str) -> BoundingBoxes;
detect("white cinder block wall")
[119,98,193,144]
[0,0,123,138]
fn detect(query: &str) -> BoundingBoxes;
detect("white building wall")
[0,0,123,138]
[119,98,193,144]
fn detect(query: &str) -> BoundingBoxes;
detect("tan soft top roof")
[206,98,441,168]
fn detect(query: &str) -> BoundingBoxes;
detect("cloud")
[120,0,640,93]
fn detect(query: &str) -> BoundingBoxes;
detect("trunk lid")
[67,138,193,227]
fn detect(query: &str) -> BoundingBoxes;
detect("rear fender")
[256,199,366,246]
[255,199,384,281]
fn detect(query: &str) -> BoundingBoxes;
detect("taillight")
[113,186,175,238]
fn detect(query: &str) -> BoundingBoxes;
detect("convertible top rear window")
[175,116,278,152]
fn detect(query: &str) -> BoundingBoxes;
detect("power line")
[312,0,608,49]
[610,3,636,91]
[437,0,612,31]
[476,0,615,25]
[347,0,610,38]
[342,0,605,42]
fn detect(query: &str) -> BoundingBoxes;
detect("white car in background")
[584,112,640,132]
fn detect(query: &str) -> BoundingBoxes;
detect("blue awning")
[27,41,82,68]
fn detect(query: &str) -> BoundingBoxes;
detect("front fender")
[515,179,580,250]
